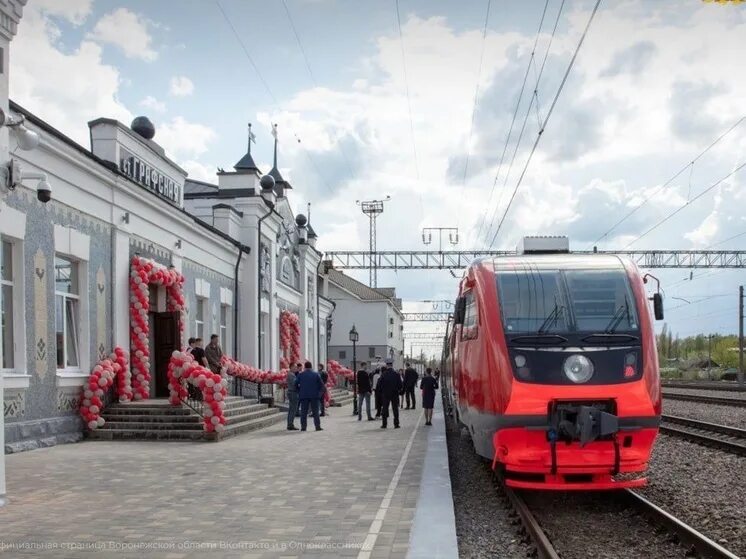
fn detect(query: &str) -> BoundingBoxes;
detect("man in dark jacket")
[295,361,324,431]
[403,363,419,409]
[319,364,329,417]
[378,358,403,428]
[356,362,374,421]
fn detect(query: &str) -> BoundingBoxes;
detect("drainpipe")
[316,258,323,365]
[232,244,250,361]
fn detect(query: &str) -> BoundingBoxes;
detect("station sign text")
[120,149,181,205]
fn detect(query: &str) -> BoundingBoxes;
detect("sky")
[11,0,746,356]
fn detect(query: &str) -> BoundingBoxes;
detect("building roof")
[234,151,260,173]
[327,269,399,303]
[184,178,218,195]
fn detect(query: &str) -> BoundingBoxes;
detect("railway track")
[662,392,746,407]
[663,382,746,392]
[660,414,746,456]
[496,474,739,559]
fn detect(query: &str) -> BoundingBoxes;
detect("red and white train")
[442,237,663,490]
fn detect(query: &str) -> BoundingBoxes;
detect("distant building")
[321,267,404,369]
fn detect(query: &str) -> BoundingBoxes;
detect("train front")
[489,253,662,490]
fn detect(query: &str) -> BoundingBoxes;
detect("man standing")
[204,334,224,374]
[370,366,382,418]
[403,363,419,409]
[378,358,403,429]
[356,362,374,421]
[286,364,300,431]
[318,363,329,417]
[295,361,324,432]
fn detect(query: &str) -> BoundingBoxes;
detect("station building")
[0,101,332,452]
[321,268,404,370]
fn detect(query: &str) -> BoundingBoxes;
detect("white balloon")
[88,420,98,430]
[97,417,105,427]
[215,424,225,433]
[82,399,91,407]
[204,407,213,417]
[210,416,220,425]
[205,378,215,388]
[84,390,93,399]
[90,405,100,414]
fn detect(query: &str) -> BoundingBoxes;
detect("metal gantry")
[324,249,746,270]
[403,312,452,322]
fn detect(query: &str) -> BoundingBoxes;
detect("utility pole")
[707,334,713,380]
[356,196,391,287]
[422,227,459,252]
[738,285,744,387]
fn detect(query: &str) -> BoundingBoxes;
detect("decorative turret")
[268,123,291,197]
[233,123,260,174]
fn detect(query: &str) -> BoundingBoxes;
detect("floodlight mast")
[356,196,391,287]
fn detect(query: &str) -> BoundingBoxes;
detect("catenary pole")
[739,285,744,386]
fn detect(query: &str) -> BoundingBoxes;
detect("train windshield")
[496,269,639,334]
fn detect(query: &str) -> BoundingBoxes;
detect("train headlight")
[563,355,594,383]
[514,355,527,368]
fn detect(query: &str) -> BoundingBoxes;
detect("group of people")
[285,362,329,432]
[356,360,440,428]
[185,335,224,374]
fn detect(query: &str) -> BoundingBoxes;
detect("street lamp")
[349,325,359,415]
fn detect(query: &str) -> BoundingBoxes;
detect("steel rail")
[494,473,560,559]
[662,392,746,407]
[662,381,746,393]
[660,415,746,456]
[624,490,740,559]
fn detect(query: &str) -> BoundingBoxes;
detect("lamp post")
[349,325,359,415]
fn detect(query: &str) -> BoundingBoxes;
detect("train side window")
[461,291,478,340]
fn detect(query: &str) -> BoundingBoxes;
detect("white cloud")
[33,0,92,25]
[87,8,158,61]
[139,95,166,113]
[11,6,132,146]
[156,117,216,159]
[182,160,217,183]
[169,76,194,97]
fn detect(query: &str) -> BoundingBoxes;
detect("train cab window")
[564,271,639,332]
[461,291,478,340]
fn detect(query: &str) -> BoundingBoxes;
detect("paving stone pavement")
[1,400,430,559]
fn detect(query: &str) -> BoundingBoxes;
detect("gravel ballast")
[520,491,688,559]
[662,398,746,428]
[445,413,528,558]
[640,434,746,557]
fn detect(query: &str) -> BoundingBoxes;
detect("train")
[441,237,663,490]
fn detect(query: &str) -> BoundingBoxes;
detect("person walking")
[286,363,300,431]
[403,363,419,409]
[356,362,374,421]
[319,364,329,417]
[204,334,224,374]
[295,361,324,431]
[398,369,405,409]
[370,367,382,418]
[420,368,439,426]
[379,358,403,429]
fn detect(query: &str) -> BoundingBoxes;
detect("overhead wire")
[215,0,344,195]
[456,0,493,224]
[622,160,746,248]
[591,115,746,247]
[488,0,602,248]
[472,0,551,248]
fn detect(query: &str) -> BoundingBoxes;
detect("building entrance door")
[153,311,180,397]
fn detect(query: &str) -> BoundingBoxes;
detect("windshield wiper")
[538,304,565,334]
[582,333,639,344]
[510,334,568,344]
[604,297,630,334]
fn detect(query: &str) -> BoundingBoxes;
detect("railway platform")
[0,397,458,559]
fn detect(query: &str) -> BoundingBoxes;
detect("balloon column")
[220,355,287,386]
[327,359,355,383]
[80,347,130,430]
[168,351,227,433]
[129,256,185,400]
[279,310,301,369]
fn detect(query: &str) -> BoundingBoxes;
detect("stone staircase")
[329,388,355,407]
[88,396,284,442]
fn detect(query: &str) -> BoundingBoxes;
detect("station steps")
[87,396,284,442]
[329,388,355,407]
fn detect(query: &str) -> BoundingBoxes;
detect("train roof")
[471,253,629,272]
